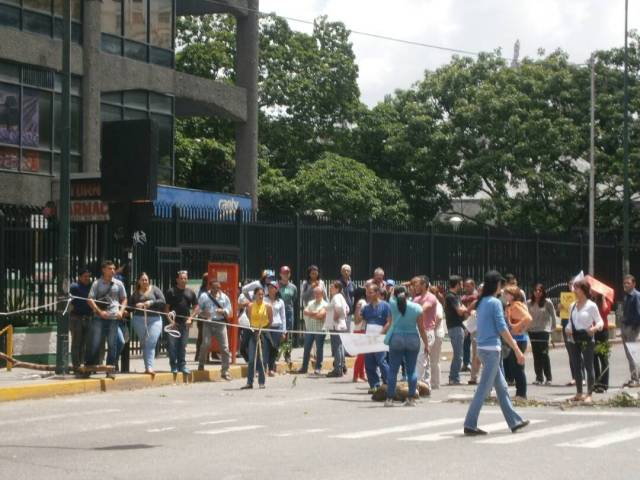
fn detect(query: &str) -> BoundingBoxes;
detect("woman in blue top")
[463,271,530,436]
[385,287,430,407]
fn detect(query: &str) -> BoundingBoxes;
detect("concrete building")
[0,0,258,207]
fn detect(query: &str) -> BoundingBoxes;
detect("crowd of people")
[67,261,640,411]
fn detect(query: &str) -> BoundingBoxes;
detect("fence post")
[368,218,374,274]
[579,232,585,272]
[429,223,435,280]
[534,231,540,282]
[236,209,245,281]
[484,226,490,273]
[294,214,301,345]
[172,205,180,247]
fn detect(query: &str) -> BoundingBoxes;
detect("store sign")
[71,179,109,222]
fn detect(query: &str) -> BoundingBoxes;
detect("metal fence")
[2,202,640,350]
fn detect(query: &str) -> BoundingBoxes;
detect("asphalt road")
[1,344,639,480]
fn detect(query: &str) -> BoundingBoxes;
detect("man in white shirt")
[326,281,349,378]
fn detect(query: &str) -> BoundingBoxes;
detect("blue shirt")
[69,282,92,316]
[476,296,508,350]
[623,289,640,327]
[198,291,232,321]
[389,299,421,334]
[361,301,391,327]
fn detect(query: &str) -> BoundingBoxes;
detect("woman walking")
[130,272,166,375]
[504,286,531,400]
[242,287,273,389]
[527,284,556,385]
[464,271,530,436]
[566,280,604,403]
[265,281,286,376]
[384,287,429,407]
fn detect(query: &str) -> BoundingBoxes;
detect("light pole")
[588,54,596,276]
[622,0,630,275]
[55,0,71,375]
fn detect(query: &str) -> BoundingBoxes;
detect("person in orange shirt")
[504,286,532,400]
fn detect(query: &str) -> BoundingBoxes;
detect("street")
[1,344,639,480]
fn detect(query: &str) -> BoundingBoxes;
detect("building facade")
[0,0,258,207]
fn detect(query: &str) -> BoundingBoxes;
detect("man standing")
[338,264,355,331]
[165,270,198,374]
[371,268,386,293]
[69,267,92,372]
[461,279,478,372]
[197,280,232,380]
[413,276,439,389]
[622,275,640,387]
[360,284,392,393]
[86,260,128,378]
[445,276,467,385]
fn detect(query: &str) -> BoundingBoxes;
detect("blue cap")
[385,279,396,287]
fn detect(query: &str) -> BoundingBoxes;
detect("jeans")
[132,315,162,371]
[448,326,465,383]
[199,323,231,373]
[562,319,577,381]
[387,333,420,399]
[365,351,389,389]
[167,323,189,372]
[246,332,267,386]
[505,339,528,398]
[301,333,326,372]
[70,313,90,369]
[529,331,552,382]
[621,324,640,381]
[593,330,609,389]
[463,332,471,366]
[330,332,346,374]
[85,316,120,367]
[567,339,595,395]
[464,349,524,431]
[266,330,283,371]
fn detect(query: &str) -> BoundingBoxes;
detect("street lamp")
[622,0,630,275]
[449,215,463,232]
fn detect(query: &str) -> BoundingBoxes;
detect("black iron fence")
[2,203,640,353]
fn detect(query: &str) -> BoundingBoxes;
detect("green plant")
[594,340,612,358]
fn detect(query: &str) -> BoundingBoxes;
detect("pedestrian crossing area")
[139,413,640,449]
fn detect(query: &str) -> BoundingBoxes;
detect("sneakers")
[384,399,394,407]
[403,398,417,407]
[511,419,530,433]
[259,384,266,389]
[181,368,191,375]
[313,369,322,376]
[222,372,232,381]
[368,386,379,394]
[544,380,552,386]
[171,368,178,374]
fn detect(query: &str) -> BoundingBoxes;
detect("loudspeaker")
[108,201,154,244]
[101,119,159,202]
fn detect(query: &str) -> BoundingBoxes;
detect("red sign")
[71,200,110,222]
[208,262,240,363]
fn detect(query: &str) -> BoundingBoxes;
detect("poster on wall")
[21,90,40,147]
[0,84,19,145]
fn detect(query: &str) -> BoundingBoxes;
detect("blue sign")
[154,186,252,218]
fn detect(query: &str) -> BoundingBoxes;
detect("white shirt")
[565,299,603,337]
[325,293,349,331]
[265,297,286,331]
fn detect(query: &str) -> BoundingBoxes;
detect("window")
[0,61,82,175]
[0,4,20,29]
[0,0,82,42]
[23,0,51,13]
[53,0,81,21]
[100,90,174,184]
[101,0,174,67]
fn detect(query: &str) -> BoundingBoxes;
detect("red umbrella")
[585,275,615,304]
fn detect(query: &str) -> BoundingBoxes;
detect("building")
[0,0,258,207]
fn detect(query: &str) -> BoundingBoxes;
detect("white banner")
[339,333,389,355]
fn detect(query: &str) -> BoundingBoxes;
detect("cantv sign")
[155,185,252,217]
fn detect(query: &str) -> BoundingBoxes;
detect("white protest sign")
[339,333,389,355]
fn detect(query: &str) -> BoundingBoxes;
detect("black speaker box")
[101,119,159,202]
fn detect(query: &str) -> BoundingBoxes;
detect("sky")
[260,0,636,106]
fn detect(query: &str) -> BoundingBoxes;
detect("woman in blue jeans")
[385,287,429,407]
[464,271,530,435]
[130,272,166,375]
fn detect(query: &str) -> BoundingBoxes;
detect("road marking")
[550,410,640,418]
[477,421,603,444]
[331,418,462,439]
[400,420,545,442]
[558,427,640,448]
[147,427,176,433]
[195,425,265,435]
[272,428,329,437]
[200,419,238,426]
[0,409,121,427]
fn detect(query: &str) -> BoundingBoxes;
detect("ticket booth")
[207,262,240,363]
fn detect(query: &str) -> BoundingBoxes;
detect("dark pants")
[365,351,389,389]
[266,330,283,372]
[529,331,552,382]
[593,330,609,390]
[561,319,577,381]
[167,322,189,372]
[463,332,471,367]
[568,339,595,395]
[505,340,528,398]
[70,313,91,369]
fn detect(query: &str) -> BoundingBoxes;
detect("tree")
[294,152,409,223]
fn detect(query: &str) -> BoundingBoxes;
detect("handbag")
[569,305,592,343]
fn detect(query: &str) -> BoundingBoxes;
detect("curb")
[0,357,357,403]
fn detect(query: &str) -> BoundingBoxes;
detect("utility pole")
[588,55,596,276]
[55,0,71,375]
[622,0,630,275]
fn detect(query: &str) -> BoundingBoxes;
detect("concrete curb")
[0,357,357,403]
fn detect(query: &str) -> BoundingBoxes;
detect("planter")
[12,326,57,364]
